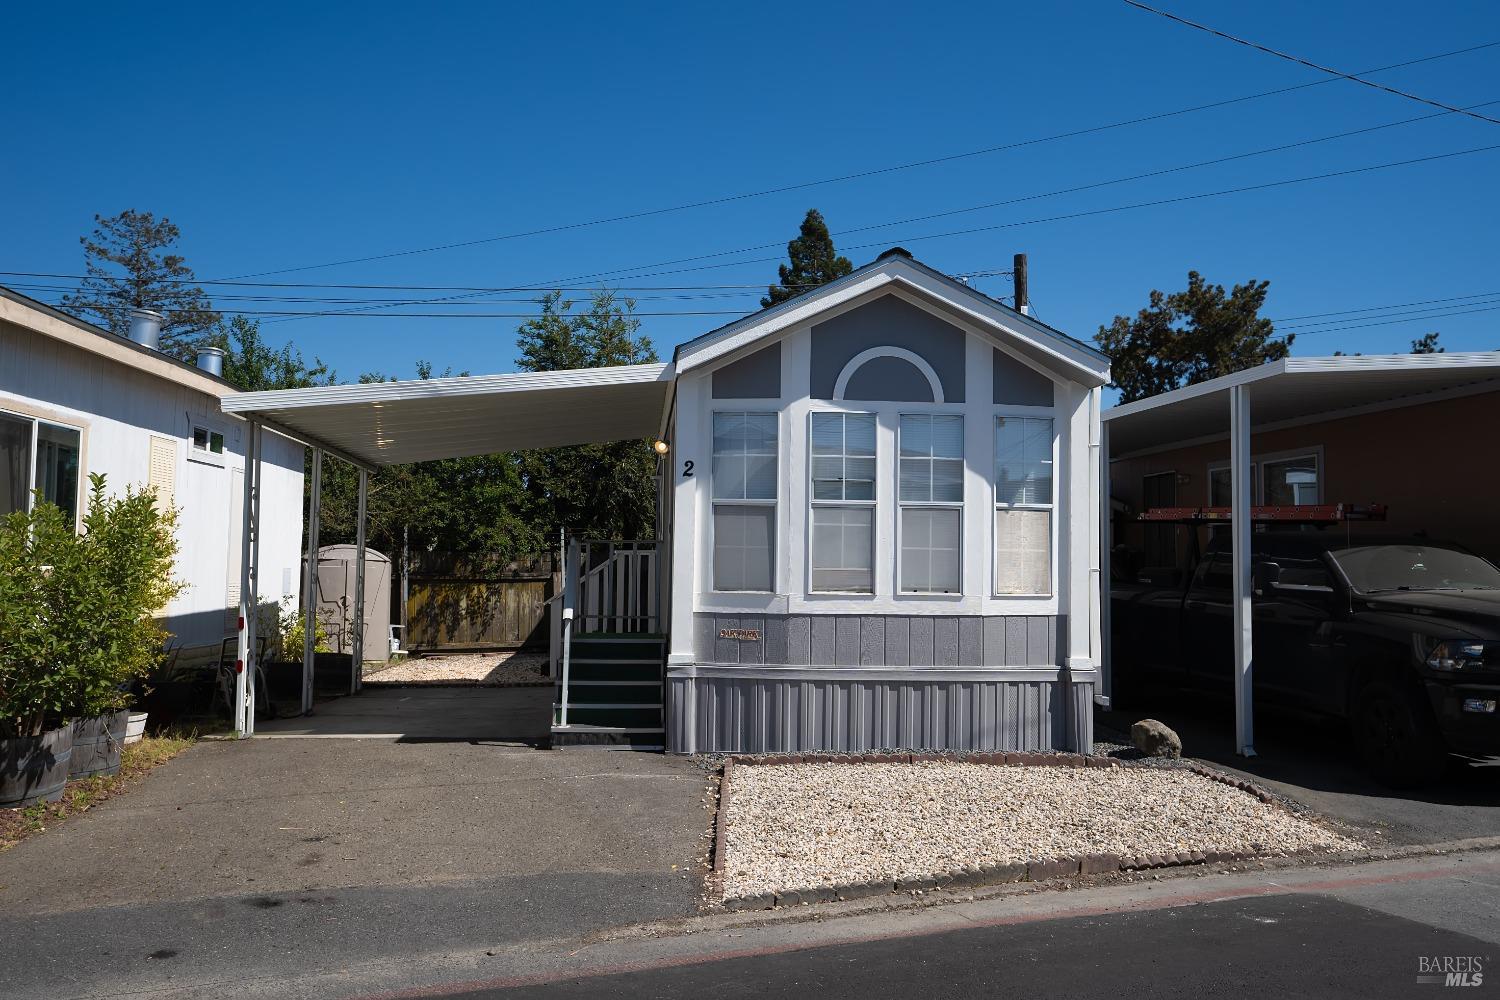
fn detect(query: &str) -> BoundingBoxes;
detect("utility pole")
[1013,253,1030,316]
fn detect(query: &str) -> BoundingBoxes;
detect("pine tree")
[60,210,217,358]
[1410,332,1444,354]
[1096,272,1288,403]
[761,209,854,308]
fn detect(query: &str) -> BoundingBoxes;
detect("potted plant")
[60,477,181,778]
[262,598,344,699]
[1,500,77,806]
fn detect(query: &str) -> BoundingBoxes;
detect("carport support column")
[1230,385,1256,757]
[303,447,324,716]
[234,420,261,738]
[351,468,367,695]
[1099,416,1113,707]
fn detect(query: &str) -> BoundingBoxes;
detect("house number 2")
[681,459,695,478]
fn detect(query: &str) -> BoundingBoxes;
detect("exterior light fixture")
[652,439,670,455]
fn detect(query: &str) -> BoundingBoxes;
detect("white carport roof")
[1104,352,1500,458]
[220,362,674,466]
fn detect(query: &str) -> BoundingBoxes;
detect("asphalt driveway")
[0,729,713,999]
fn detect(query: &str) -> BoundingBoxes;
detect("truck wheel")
[1353,681,1447,788]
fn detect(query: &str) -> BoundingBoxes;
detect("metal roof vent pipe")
[195,346,225,377]
[127,307,163,350]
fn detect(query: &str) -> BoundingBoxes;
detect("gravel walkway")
[362,650,550,686]
[722,761,1359,901]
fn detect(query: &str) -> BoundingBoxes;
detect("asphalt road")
[432,853,1500,1000]
[458,894,1494,999]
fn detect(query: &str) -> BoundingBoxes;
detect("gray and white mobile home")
[220,249,1111,752]
[660,249,1111,753]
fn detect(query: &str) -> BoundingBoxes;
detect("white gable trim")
[833,346,945,403]
[675,257,1109,387]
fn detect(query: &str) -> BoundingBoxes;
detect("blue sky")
[4,1,1497,383]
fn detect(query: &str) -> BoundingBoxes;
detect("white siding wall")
[0,321,305,659]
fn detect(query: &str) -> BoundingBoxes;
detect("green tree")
[761,209,854,308]
[1096,272,1289,403]
[1410,332,1444,354]
[516,290,659,540]
[216,315,334,391]
[60,210,217,358]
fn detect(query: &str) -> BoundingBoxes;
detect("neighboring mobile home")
[0,287,305,668]
[221,249,1112,753]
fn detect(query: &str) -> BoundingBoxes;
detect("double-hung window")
[994,416,1053,595]
[711,412,777,591]
[898,414,963,594]
[810,411,875,593]
[0,410,82,525]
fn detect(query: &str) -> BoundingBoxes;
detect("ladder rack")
[1137,503,1387,525]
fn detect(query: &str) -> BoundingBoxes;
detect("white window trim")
[807,408,879,596]
[896,412,964,596]
[1207,445,1323,505]
[832,346,945,403]
[993,411,1058,599]
[708,409,779,594]
[0,405,86,528]
[188,422,228,468]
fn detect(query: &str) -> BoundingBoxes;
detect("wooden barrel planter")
[69,711,130,779]
[1,726,74,807]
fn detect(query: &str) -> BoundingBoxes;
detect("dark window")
[1141,472,1177,568]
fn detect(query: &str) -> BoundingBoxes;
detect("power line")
[1123,2,1500,127]
[1278,298,1500,332]
[1275,302,1500,338]
[1270,290,1500,323]
[0,270,1011,296]
[575,142,1500,288]
[264,121,1500,326]
[216,39,1499,281]
[0,272,914,293]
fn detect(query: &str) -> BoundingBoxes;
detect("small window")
[994,416,1053,595]
[1263,455,1319,506]
[712,412,777,592]
[192,426,225,455]
[810,412,876,593]
[899,414,963,594]
[811,412,875,501]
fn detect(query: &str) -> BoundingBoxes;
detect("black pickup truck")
[1111,531,1500,786]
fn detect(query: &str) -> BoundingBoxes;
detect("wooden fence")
[404,552,556,652]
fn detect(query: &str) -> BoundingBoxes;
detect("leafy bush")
[275,596,332,657]
[0,475,182,738]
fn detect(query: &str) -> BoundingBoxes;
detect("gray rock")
[1131,718,1183,759]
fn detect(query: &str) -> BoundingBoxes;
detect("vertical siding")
[668,673,1093,755]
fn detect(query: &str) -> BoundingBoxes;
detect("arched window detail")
[832,347,944,404]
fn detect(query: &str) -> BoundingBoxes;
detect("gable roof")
[673,248,1110,387]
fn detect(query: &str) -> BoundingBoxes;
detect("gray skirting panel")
[667,667,1094,756]
[693,613,1065,668]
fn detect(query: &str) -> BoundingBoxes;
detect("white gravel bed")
[722,761,1359,900]
[362,650,550,686]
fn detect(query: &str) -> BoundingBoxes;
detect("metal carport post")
[233,420,263,737]
[232,417,376,735]
[1229,384,1255,757]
